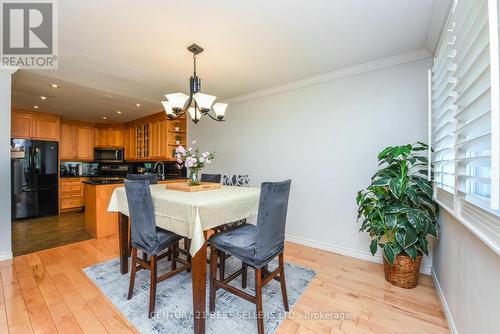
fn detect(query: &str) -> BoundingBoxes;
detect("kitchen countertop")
[83,176,186,186]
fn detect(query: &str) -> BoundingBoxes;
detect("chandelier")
[161,43,227,124]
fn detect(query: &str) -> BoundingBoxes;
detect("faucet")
[154,161,165,179]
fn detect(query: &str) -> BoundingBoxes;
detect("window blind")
[431,0,500,214]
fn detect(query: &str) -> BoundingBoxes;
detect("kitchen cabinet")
[11,110,60,141]
[60,120,94,161]
[95,125,124,148]
[124,112,186,161]
[60,177,88,212]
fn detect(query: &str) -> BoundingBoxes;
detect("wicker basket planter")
[383,253,422,289]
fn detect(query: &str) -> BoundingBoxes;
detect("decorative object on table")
[174,121,180,132]
[124,180,190,318]
[165,181,222,192]
[84,255,314,334]
[222,174,250,187]
[201,173,222,184]
[175,141,215,186]
[161,43,228,124]
[356,142,439,289]
[209,180,292,334]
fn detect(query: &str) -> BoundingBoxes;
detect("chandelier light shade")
[213,103,228,120]
[161,43,228,124]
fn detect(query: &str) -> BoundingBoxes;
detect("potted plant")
[356,142,438,288]
[175,135,182,145]
[175,141,215,185]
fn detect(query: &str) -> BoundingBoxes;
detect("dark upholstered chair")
[222,174,250,187]
[127,173,158,184]
[201,173,222,183]
[124,180,190,318]
[209,180,292,334]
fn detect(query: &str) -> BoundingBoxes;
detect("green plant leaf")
[385,214,397,229]
[383,244,395,265]
[404,245,418,260]
[389,178,403,198]
[370,239,378,255]
[427,223,439,238]
[371,177,391,187]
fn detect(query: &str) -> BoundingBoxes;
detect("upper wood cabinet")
[123,112,186,161]
[11,110,60,141]
[95,125,125,148]
[60,120,94,161]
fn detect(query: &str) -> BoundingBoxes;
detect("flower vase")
[189,168,201,186]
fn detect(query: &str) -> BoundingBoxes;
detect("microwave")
[94,148,124,162]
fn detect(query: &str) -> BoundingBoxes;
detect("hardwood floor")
[12,212,93,256]
[0,237,449,333]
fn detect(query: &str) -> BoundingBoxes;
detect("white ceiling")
[12,0,449,122]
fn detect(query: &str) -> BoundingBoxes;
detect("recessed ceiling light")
[49,83,59,88]
[135,103,141,107]
[40,96,47,100]
[104,94,113,98]
[102,116,107,120]
[33,105,39,109]
[116,111,122,114]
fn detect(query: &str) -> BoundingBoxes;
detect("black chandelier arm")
[206,112,225,122]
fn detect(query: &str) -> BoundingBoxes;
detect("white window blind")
[431,0,500,215]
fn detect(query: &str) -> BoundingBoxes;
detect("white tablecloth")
[107,184,260,256]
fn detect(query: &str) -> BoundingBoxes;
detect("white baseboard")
[285,233,432,275]
[432,270,458,334]
[0,251,13,261]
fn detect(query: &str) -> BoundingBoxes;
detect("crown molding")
[225,48,431,105]
[425,0,454,55]
[0,65,19,75]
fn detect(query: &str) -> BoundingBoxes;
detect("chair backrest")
[222,174,250,187]
[201,173,221,184]
[124,179,160,255]
[255,180,292,260]
[127,173,158,184]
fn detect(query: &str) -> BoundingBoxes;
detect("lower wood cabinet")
[59,177,88,212]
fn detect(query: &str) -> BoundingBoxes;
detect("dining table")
[107,183,261,334]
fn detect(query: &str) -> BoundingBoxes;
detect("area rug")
[83,255,315,334]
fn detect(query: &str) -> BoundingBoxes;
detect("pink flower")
[202,152,209,158]
[192,140,197,145]
[177,158,183,164]
[176,146,186,154]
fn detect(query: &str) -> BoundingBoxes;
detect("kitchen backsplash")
[60,162,98,177]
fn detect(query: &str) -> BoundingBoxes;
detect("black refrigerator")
[11,139,59,220]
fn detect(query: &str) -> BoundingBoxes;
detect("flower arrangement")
[175,141,215,185]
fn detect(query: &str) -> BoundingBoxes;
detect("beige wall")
[190,58,433,271]
[433,210,500,334]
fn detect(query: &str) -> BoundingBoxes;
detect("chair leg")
[218,250,226,280]
[127,248,137,300]
[185,238,191,273]
[255,267,264,334]
[242,263,247,289]
[279,253,289,311]
[148,255,157,318]
[170,245,177,271]
[209,246,218,313]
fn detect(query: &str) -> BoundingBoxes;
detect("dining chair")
[126,173,158,184]
[209,180,292,334]
[216,174,250,279]
[201,173,222,183]
[124,179,191,318]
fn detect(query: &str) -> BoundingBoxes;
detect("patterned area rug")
[84,256,315,334]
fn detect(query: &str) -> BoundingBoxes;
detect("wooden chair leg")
[209,246,218,313]
[148,255,157,318]
[218,250,226,280]
[185,238,191,273]
[242,263,248,289]
[127,248,137,300]
[170,245,177,270]
[279,253,289,311]
[255,267,264,334]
